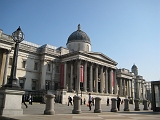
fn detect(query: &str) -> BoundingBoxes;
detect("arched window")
[87,45,89,52]
[78,43,80,51]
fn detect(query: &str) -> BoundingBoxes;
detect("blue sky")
[0,0,160,81]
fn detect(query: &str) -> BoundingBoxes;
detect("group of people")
[22,94,33,108]
[67,94,124,111]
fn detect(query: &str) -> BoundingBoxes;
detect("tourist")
[28,94,33,105]
[68,96,72,106]
[22,94,28,108]
[117,95,121,111]
[107,98,109,106]
[88,93,92,111]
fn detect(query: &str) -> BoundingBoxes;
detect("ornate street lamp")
[4,26,24,88]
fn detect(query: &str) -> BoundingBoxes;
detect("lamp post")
[4,26,24,89]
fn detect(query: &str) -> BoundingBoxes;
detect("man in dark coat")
[22,94,28,108]
[117,95,121,111]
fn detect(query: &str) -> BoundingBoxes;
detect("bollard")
[72,96,81,114]
[44,94,55,115]
[124,99,130,111]
[134,99,140,111]
[94,97,102,113]
[143,100,148,110]
[111,98,117,112]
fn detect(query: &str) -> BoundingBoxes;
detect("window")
[22,60,26,68]
[56,66,59,73]
[78,43,80,51]
[87,45,89,52]
[45,81,51,90]
[34,62,38,70]
[9,57,13,65]
[54,83,58,90]
[32,79,37,90]
[47,64,51,71]
[19,78,26,89]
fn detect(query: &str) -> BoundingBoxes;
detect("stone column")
[72,95,82,114]
[63,62,67,89]
[100,66,103,93]
[89,63,93,92]
[124,99,130,111]
[126,80,128,97]
[134,99,140,111]
[128,80,131,98]
[44,94,55,115]
[40,60,47,89]
[0,50,6,86]
[83,61,87,92]
[95,65,98,93]
[136,81,139,99]
[143,100,148,110]
[3,50,10,85]
[119,78,122,96]
[109,69,113,94]
[105,68,108,94]
[123,79,126,96]
[111,98,117,112]
[69,62,73,91]
[77,60,81,93]
[94,97,102,113]
[113,70,117,94]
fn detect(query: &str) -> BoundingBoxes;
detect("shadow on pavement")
[0,116,19,120]
[117,111,160,115]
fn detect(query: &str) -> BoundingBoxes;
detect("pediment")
[87,52,117,65]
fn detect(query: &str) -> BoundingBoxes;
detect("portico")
[59,51,118,95]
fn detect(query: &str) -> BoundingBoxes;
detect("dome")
[132,64,137,69]
[67,24,91,44]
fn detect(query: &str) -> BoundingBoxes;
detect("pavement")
[0,103,159,120]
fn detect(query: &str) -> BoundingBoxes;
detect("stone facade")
[0,25,150,104]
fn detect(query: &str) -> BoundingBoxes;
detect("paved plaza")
[0,103,159,120]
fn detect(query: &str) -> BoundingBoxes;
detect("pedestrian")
[28,94,33,105]
[22,94,28,108]
[107,98,109,106]
[117,95,121,111]
[68,96,72,106]
[84,98,86,105]
[88,93,92,111]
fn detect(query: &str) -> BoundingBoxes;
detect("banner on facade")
[80,65,84,83]
[60,64,64,89]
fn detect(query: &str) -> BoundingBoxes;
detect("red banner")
[80,65,84,83]
[60,64,64,89]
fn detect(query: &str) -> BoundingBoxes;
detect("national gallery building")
[0,25,150,104]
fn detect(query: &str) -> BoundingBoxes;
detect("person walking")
[107,98,109,106]
[22,94,28,108]
[68,96,72,106]
[117,95,121,111]
[88,93,92,111]
[28,94,33,105]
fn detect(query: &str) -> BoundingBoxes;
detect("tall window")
[87,45,89,52]
[34,62,38,70]
[56,66,59,73]
[22,60,26,68]
[19,78,26,89]
[9,57,13,65]
[32,79,37,90]
[45,81,51,90]
[47,64,51,71]
[78,43,80,51]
